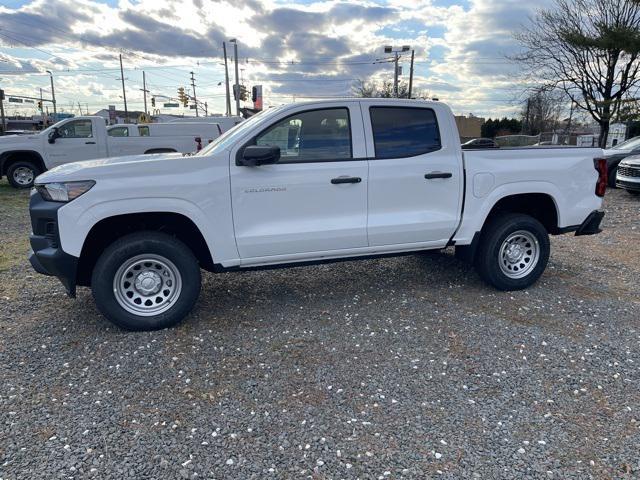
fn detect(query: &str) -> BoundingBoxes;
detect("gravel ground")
[1,182,639,479]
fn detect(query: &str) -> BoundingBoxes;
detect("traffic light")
[37,100,42,110]
[239,85,248,102]
[151,97,155,107]
[177,87,188,107]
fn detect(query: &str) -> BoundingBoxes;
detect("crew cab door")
[46,119,102,168]
[230,103,368,260]
[363,102,463,247]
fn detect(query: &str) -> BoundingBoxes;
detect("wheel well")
[76,212,214,286]
[144,148,177,154]
[0,151,46,176]
[484,193,560,234]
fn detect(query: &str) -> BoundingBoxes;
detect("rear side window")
[370,107,441,158]
[138,126,150,137]
[108,127,129,137]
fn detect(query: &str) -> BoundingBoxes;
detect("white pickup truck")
[28,99,607,331]
[0,116,220,188]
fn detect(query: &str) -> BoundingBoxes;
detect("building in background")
[455,114,485,142]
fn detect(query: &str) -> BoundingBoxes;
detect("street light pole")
[46,70,57,118]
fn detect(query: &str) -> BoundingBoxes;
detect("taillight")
[594,157,607,197]
[195,136,202,151]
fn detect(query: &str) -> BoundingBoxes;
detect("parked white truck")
[29,99,607,331]
[0,116,220,188]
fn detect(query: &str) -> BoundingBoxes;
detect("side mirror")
[240,145,280,166]
[48,128,59,144]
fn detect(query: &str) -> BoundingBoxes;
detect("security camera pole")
[384,45,410,98]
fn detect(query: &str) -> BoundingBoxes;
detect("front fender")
[56,196,238,266]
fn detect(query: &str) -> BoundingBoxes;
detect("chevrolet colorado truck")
[28,99,607,331]
[0,116,217,189]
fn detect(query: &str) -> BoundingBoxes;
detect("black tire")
[608,166,618,188]
[6,161,40,189]
[474,213,550,291]
[91,231,201,331]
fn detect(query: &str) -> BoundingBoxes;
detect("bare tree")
[513,0,640,147]
[352,78,429,99]
[521,87,567,135]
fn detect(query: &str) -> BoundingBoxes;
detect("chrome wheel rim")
[499,230,540,279]
[113,254,182,316]
[13,166,34,186]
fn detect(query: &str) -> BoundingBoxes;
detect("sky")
[0,0,552,119]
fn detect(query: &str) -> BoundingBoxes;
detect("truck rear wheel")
[475,213,550,291]
[91,232,201,331]
[7,161,39,189]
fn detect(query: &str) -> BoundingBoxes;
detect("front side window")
[58,120,93,138]
[108,127,129,137]
[254,108,352,162]
[370,107,441,158]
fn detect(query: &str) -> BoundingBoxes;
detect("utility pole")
[384,45,410,98]
[46,70,57,118]
[393,52,399,98]
[230,39,240,116]
[0,88,6,135]
[223,41,232,117]
[119,53,128,123]
[204,101,208,116]
[190,71,199,117]
[140,71,149,115]
[408,50,415,99]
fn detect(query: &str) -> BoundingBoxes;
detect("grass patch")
[0,178,31,272]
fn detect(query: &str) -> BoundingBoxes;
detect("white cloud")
[0,0,544,117]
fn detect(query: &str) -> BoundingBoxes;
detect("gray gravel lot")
[1,184,639,479]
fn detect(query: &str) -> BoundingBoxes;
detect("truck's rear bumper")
[575,210,605,236]
[28,191,78,297]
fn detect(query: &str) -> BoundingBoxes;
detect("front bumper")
[28,191,78,297]
[616,177,640,192]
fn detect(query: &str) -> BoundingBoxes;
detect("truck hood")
[620,155,640,167]
[36,152,187,183]
[0,134,41,149]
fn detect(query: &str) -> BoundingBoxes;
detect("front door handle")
[424,172,452,179]
[331,176,362,184]
[85,141,96,145]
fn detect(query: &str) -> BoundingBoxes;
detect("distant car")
[461,138,498,149]
[2,129,33,136]
[603,136,640,188]
[616,155,640,195]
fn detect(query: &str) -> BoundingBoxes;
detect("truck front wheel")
[7,161,40,189]
[475,213,550,291]
[91,232,201,331]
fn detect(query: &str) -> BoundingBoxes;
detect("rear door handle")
[424,172,452,179]
[331,176,362,184]
[85,141,96,144]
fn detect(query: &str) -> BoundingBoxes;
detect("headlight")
[35,181,95,202]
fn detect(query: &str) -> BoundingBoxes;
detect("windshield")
[195,107,285,156]
[613,136,640,150]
